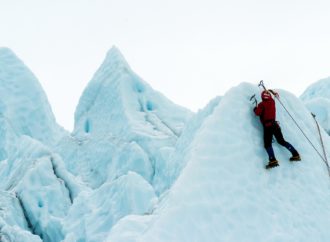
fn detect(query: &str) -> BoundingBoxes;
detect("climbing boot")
[266,159,279,169]
[290,153,301,162]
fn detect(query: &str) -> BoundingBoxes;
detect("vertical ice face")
[157,96,222,193]
[108,83,330,242]
[0,48,64,146]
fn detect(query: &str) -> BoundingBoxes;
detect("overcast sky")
[1,0,330,130]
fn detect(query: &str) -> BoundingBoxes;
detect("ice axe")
[258,80,266,90]
[258,80,279,98]
[250,94,257,107]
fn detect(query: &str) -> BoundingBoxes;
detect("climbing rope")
[311,113,330,177]
[258,80,330,177]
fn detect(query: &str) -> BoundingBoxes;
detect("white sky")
[1,0,330,131]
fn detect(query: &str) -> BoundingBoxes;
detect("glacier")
[301,77,330,134]
[0,46,330,242]
[108,84,330,242]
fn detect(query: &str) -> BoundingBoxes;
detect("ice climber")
[254,89,301,169]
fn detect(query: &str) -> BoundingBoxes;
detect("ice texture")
[0,48,65,146]
[0,48,84,241]
[63,172,157,242]
[301,77,330,101]
[1,47,330,242]
[0,191,42,242]
[301,77,330,134]
[108,83,330,242]
[57,47,192,194]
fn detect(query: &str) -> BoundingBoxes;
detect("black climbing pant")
[263,121,298,161]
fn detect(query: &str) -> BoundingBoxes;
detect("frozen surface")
[0,191,42,242]
[1,47,330,242]
[106,215,154,242]
[108,83,330,242]
[56,133,154,189]
[63,172,157,242]
[304,98,330,134]
[74,47,192,138]
[157,96,222,193]
[301,76,330,101]
[0,133,80,242]
[301,77,330,134]
[0,48,66,146]
[57,47,192,194]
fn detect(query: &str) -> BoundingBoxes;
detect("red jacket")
[254,97,276,126]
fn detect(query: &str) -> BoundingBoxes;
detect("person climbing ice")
[254,89,301,169]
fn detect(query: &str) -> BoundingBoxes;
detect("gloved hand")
[269,89,279,99]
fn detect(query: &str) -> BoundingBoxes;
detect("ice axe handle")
[250,94,257,107]
[258,80,267,90]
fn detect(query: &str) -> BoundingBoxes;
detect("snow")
[74,47,192,138]
[301,77,330,134]
[0,222,42,242]
[55,133,154,189]
[156,96,222,193]
[0,191,42,242]
[1,46,330,242]
[0,134,81,241]
[301,76,330,101]
[304,98,330,134]
[0,48,66,146]
[0,49,82,241]
[108,83,330,242]
[57,47,192,194]
[106,215,154,242]
[63,172,157,242]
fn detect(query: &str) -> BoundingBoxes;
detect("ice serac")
[158,96,222,193]
[304,98,330,134]
[301,77,330,134]
[63,172,157,242]
[0,48,65,146]
[0,48,81,242]
[108,83,330,242]
[0,105,80,241]
[0,191,42,242]
[74,46,191,137]
[301,77,330,101]
[0,132,82,242]
[58,46,192,192]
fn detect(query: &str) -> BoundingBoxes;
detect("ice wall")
[301,77,330,134]
[0,48,65,146]
[57,47,193,194]
[108,83,330,242]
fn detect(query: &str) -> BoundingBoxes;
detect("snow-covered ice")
[301,77,330,134]
[63,172,157,242]
[0,46,330,242]
[57,47,192,193]
[107,83,330,242]
[0,48,66,146]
